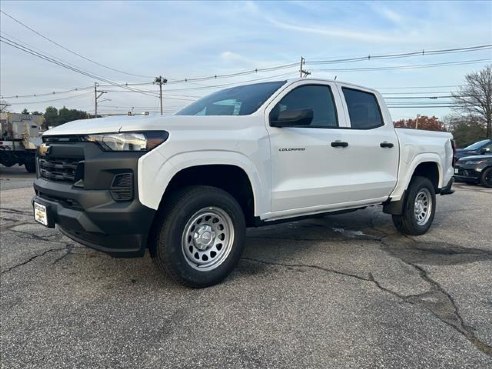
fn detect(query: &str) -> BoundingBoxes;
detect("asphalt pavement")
[1,165,491,368]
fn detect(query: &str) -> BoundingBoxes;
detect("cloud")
[220,51,255,65]
[377,7,403,24]
[264,15,395,43]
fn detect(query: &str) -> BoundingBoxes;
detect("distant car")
[454,154,492,188]
[455,139,492,160]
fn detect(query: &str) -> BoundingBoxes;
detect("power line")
[376,84,462,90]
[311,58,491,73]
[383,95,457,99]
[163,71,296,92]
[0,35,158,98]
[0,10,154,79]
[381,91,457,95]
[388,105,458,108]
[165,63,299,85]
[1,86,93,99]
[307,44,492,65]
[159,44,492,85]
[7,91,93,105]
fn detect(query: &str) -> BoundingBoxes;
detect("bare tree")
[452,65,492,138]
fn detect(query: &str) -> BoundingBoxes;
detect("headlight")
[85,131,168,151]
[464,160,483,165]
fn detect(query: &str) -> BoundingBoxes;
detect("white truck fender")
[138,150,267,215]
[390,153,443,201]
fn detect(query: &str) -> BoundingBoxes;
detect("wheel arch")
[138,151,266,218]
[411,161,440,192]
[160,164,257,225]
[390,153,444,201]
[385,155,442,215]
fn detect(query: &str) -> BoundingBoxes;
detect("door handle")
[380,142,394,148]
[331,141,349,148]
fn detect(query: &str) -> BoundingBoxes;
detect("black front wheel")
[151,186,246,288]
[480,167,492,188]
[392,176,436,235]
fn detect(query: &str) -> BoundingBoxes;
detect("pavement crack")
[1,247,66,274]
[367,272,409,300]
[242,257,370,282]
[2,221,37,230]
[247,235,383,243]
[408,262,492,356]
[244,253,492,357]
[8,228,61,243]
[52,243,76,264]
[0,208,33,216]
[380,238,492,357]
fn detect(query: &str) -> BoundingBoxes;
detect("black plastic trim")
[383,191,407,215]
[439,177,455,195]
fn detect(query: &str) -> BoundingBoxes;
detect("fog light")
[110,173,133,201]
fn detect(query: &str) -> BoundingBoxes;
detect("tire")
[480,167,492,188]
[392,176,436,235]
[25,159,36,173]
[151,186,246,288]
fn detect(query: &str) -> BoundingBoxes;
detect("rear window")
[342,87,383,129]
[176,81,286,116]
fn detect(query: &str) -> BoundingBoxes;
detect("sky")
[1,0,491,120]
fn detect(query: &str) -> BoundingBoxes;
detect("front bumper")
[453,166,481,183]
[33,181,155,257]
[33,140,156,257]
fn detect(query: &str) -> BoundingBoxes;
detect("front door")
[266,82,357,216]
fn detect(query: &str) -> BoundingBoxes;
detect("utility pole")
[299,57,311,78]
[415,114,420,129]
[154,76,167,115]
[94,82,107,118]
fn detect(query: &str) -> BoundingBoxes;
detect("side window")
[271,85,338,128]
[342,88,383,129]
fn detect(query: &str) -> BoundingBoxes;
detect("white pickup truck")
[33,78,455,287]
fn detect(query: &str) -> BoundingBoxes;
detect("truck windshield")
[176,81,286,116]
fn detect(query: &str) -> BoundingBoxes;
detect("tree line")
[21,106,90,129]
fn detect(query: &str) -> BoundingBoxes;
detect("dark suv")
[454,154,492,188]
[455,139,492,160]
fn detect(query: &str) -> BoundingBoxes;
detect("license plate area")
[34,201,53,227]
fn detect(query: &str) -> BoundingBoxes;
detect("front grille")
[39,157,81,183]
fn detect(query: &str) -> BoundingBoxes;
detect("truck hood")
[457,154,492,161]
[455,149,479,159]
[43,114,257,136]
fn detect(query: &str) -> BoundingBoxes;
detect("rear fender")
[390,153,442,201]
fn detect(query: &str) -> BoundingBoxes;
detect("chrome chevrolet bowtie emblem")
[38,143,51,156]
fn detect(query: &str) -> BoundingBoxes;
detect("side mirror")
[480,147,491,154]
[270,108,313,128]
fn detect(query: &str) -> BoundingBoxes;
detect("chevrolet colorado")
[33,79,455,287]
